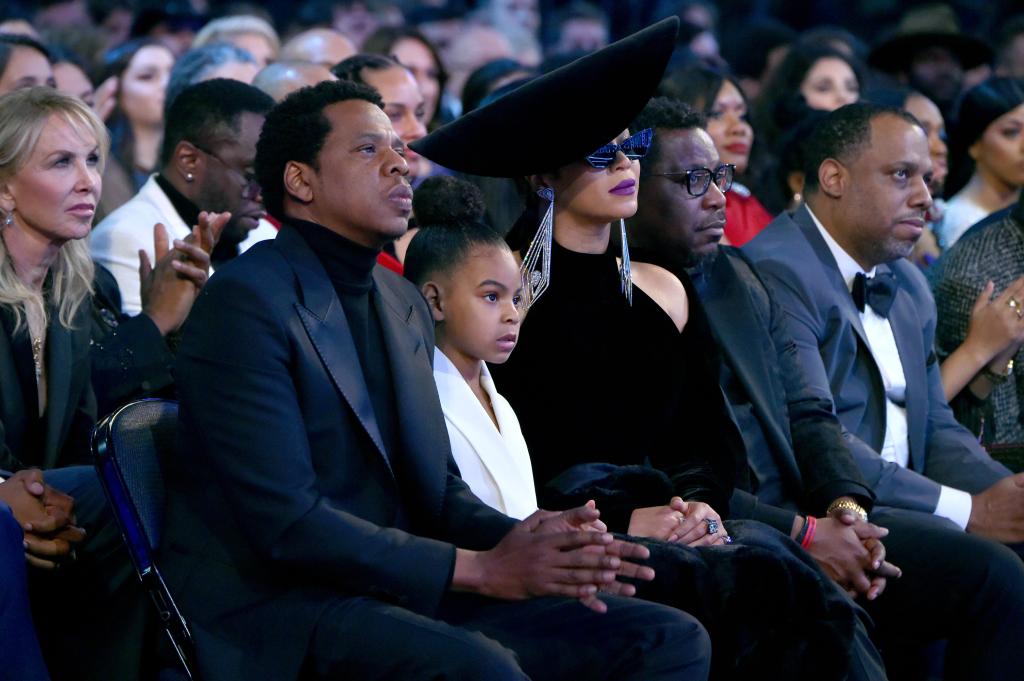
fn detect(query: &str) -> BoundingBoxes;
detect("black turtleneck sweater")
[290,219,402,469]
[154,174,241,267]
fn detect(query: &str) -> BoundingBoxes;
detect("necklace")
[31,334,43,382]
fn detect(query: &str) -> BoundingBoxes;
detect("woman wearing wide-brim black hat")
[412,17,877,681]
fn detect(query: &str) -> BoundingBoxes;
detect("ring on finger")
[705,518,719,535]
[1009,298,1023,319]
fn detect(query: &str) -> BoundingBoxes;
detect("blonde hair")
[193,15,281,55]
[0,87,109,332]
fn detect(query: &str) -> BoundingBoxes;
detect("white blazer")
[91,175,277,315]
[433,348,538,520]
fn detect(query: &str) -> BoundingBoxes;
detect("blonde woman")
[192,14,281,68]
[0,86,218,680]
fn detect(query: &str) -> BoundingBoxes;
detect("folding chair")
[92,398,196,679]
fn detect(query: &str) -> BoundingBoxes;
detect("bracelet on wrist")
[981,359,1014,385]
[800,516,817,549]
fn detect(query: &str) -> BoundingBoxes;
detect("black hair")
[754,42,865,153]
[404,175,508,287]
[331,53,402,85]
[802,101,920,194]
[0,34,52,80]
[661,66,742,114]
[362,25,448,129]
[97,38,168,174]
[160,78,275,166]
[721,20,795,80]
[255,79,383,219]
[995,15,1024,73]
[945,77,1024,198]
[461,58,528,114]
[631,96,705,168]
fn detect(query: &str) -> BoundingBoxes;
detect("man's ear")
[284,161,315,205]
[421,281,445,323]
[173,141,201,182]
[817,158,846,199]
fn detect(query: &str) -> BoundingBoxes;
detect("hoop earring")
[520,187,554,310]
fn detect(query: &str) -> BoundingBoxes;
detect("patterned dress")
[928,202,1024,444]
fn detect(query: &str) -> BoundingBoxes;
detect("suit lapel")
[434,350,537,519]
[793,207,875,351]
[886,264,928,472]
[278,227,391,474]
[0,329,26,464]
[42,316,72,469]
[704,253,803,489]
[372,272,447,521]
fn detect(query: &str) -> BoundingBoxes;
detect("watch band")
[826,499,868,523]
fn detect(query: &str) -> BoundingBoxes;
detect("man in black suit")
[162,79,711,681]
[628,98,890,597]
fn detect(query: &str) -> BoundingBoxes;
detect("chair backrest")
[92,399,196,679]
[93,398,177,571]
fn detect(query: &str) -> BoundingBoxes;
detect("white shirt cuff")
[934,486,973,530]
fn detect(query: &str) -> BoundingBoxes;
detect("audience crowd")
[2,1,1024,680]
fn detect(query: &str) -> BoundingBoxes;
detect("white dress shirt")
[809,208,973,529]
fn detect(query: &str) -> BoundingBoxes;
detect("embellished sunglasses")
[585,128,653,168]
[646,163,735,197]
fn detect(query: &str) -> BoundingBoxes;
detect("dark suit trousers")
[28,466,151,681]
[0,501,50,681]
[864,507,1024,681]
[306,592,711,681]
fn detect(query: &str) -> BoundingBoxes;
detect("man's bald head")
[280,28,356,68]
[253,60,338,102]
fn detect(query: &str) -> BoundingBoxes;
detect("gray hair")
[164,42,258,115]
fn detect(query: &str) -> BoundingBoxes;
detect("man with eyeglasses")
[628,95,1024,680]
[92,78,276,315]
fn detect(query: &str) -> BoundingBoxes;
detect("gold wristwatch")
[826,499,868,523]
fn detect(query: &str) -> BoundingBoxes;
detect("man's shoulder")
[91,189,167,242]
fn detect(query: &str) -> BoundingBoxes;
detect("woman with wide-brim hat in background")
[412,18,882,681]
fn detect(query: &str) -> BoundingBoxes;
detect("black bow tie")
[852,271,897,317]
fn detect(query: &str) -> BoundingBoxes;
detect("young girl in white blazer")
[405,176,538,519]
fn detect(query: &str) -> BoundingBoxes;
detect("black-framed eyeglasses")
[191,143,261,200]
[585,128,653,168]
[646,163,735,197]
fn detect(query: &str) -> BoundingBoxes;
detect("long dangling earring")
[521,186,554,310]
[619,218,633,305]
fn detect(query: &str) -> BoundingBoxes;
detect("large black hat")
[868,5,991,73]
[409,17,679,178]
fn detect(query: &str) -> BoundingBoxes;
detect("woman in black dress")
[412,18,884,681]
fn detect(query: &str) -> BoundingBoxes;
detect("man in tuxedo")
[739,101,1024,679]
[162,79,711,681]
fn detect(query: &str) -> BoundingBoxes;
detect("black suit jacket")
[162,224,517,681]
[0,300,94,473]
[705,248,874,517]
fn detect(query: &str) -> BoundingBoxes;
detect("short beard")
[866,235,916,266]
[682,244,720,272]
